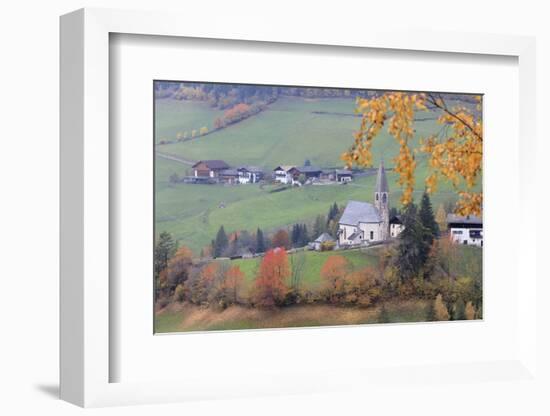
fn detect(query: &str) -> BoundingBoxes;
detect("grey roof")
[375,159,389,193]
[219,168,239,176]
[238,166,263,173]
[295,166,322,174]
[192,160,230,170]
[447,214,483,225]
[339,200,381,225]
[336,169,352,175]
[314,232,335,243]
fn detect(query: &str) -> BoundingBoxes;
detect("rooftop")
[314,232,335,243]
[339,200,381,225]
[192,160,230,170]
[447,214,483,225]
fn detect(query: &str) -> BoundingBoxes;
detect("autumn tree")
[221,265,245,305]
[435,204,447,234]
[199,126,208,136]
[253,248,290,307]
[434,293,450,321]
[165,245,194,298]
[343,92,482,216]
[271,229,291,250]
[343,266,379,307]
[465,301,476,320]
[186,261,220,305]
[320,255,350,303]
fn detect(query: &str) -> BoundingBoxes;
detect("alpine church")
[337,160,393,246]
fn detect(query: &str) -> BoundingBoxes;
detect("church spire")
[375,158,389,194]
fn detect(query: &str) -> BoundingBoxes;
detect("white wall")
[1,1,549,415]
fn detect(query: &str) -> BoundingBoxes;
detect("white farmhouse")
[338,160,391,246]
[273,165,295,184]
[447,214,483,247]
[237,166,263,184]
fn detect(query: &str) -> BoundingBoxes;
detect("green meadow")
[154,96,480,254]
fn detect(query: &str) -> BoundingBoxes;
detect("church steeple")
[374,159,390,240]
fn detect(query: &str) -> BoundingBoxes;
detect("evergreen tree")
[454,298,466,321]
[300,224,309,247]
[396,203,429,281]
[154,231,176,278]
[214,226,228,258]
[313,214,325,238]
[256,228,266,253]
[419,191,440,244]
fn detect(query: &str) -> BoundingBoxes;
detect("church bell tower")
[374,159,390,240]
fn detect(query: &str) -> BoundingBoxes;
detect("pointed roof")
[375,159,389,193]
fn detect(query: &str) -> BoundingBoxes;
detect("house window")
[370,231,374,240]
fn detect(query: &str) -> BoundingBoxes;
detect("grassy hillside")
[154,96,480,254]
[154,99,223,144]
[232,247,380,288]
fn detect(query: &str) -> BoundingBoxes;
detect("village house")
[337,160,392,246]
[335,169,353,183]
[192,160,230,178]
[273,165,295,184]
[237,166,263,184]
[447,214,483,247]
[218,168,240,184]
[310,232,336,251]
[389,215,404,238]
[291,165,323,181]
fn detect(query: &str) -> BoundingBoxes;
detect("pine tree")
[313,214,325,238]
[214,226,228,258]
[419,191,440,244]
[154,231,176,278]
[396,203,429,281]
[454,298,466,320]
[256,228,266,254]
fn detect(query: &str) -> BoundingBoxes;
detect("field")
[154,244,481,332]
[155,300,430,333]
[154,96,481,254]
[232,247,379,288]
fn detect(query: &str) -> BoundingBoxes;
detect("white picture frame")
[60,8,538,408]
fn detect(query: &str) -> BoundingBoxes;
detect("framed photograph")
[60,8,538,408]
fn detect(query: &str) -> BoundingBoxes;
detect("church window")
[382,193,387,203]
[370,231,374,240]
[376,194,379,201]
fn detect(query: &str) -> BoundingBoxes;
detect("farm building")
[219,168,240,184]
[447,214,483,247]
[337,160,390,246]
[273,165,296,184]
[389,215,404,238]
[335,169,353,182]
[310,232,336,251]
[291,165,323,180]
[192,160,230,178]
[237,166,263,184]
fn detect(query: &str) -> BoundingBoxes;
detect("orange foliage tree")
[166,245,193,288]
[223,265,245,304]
[342,92,482,216]
[253,248,290,307]
[320,255,350,303]
[271,229,291,250]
